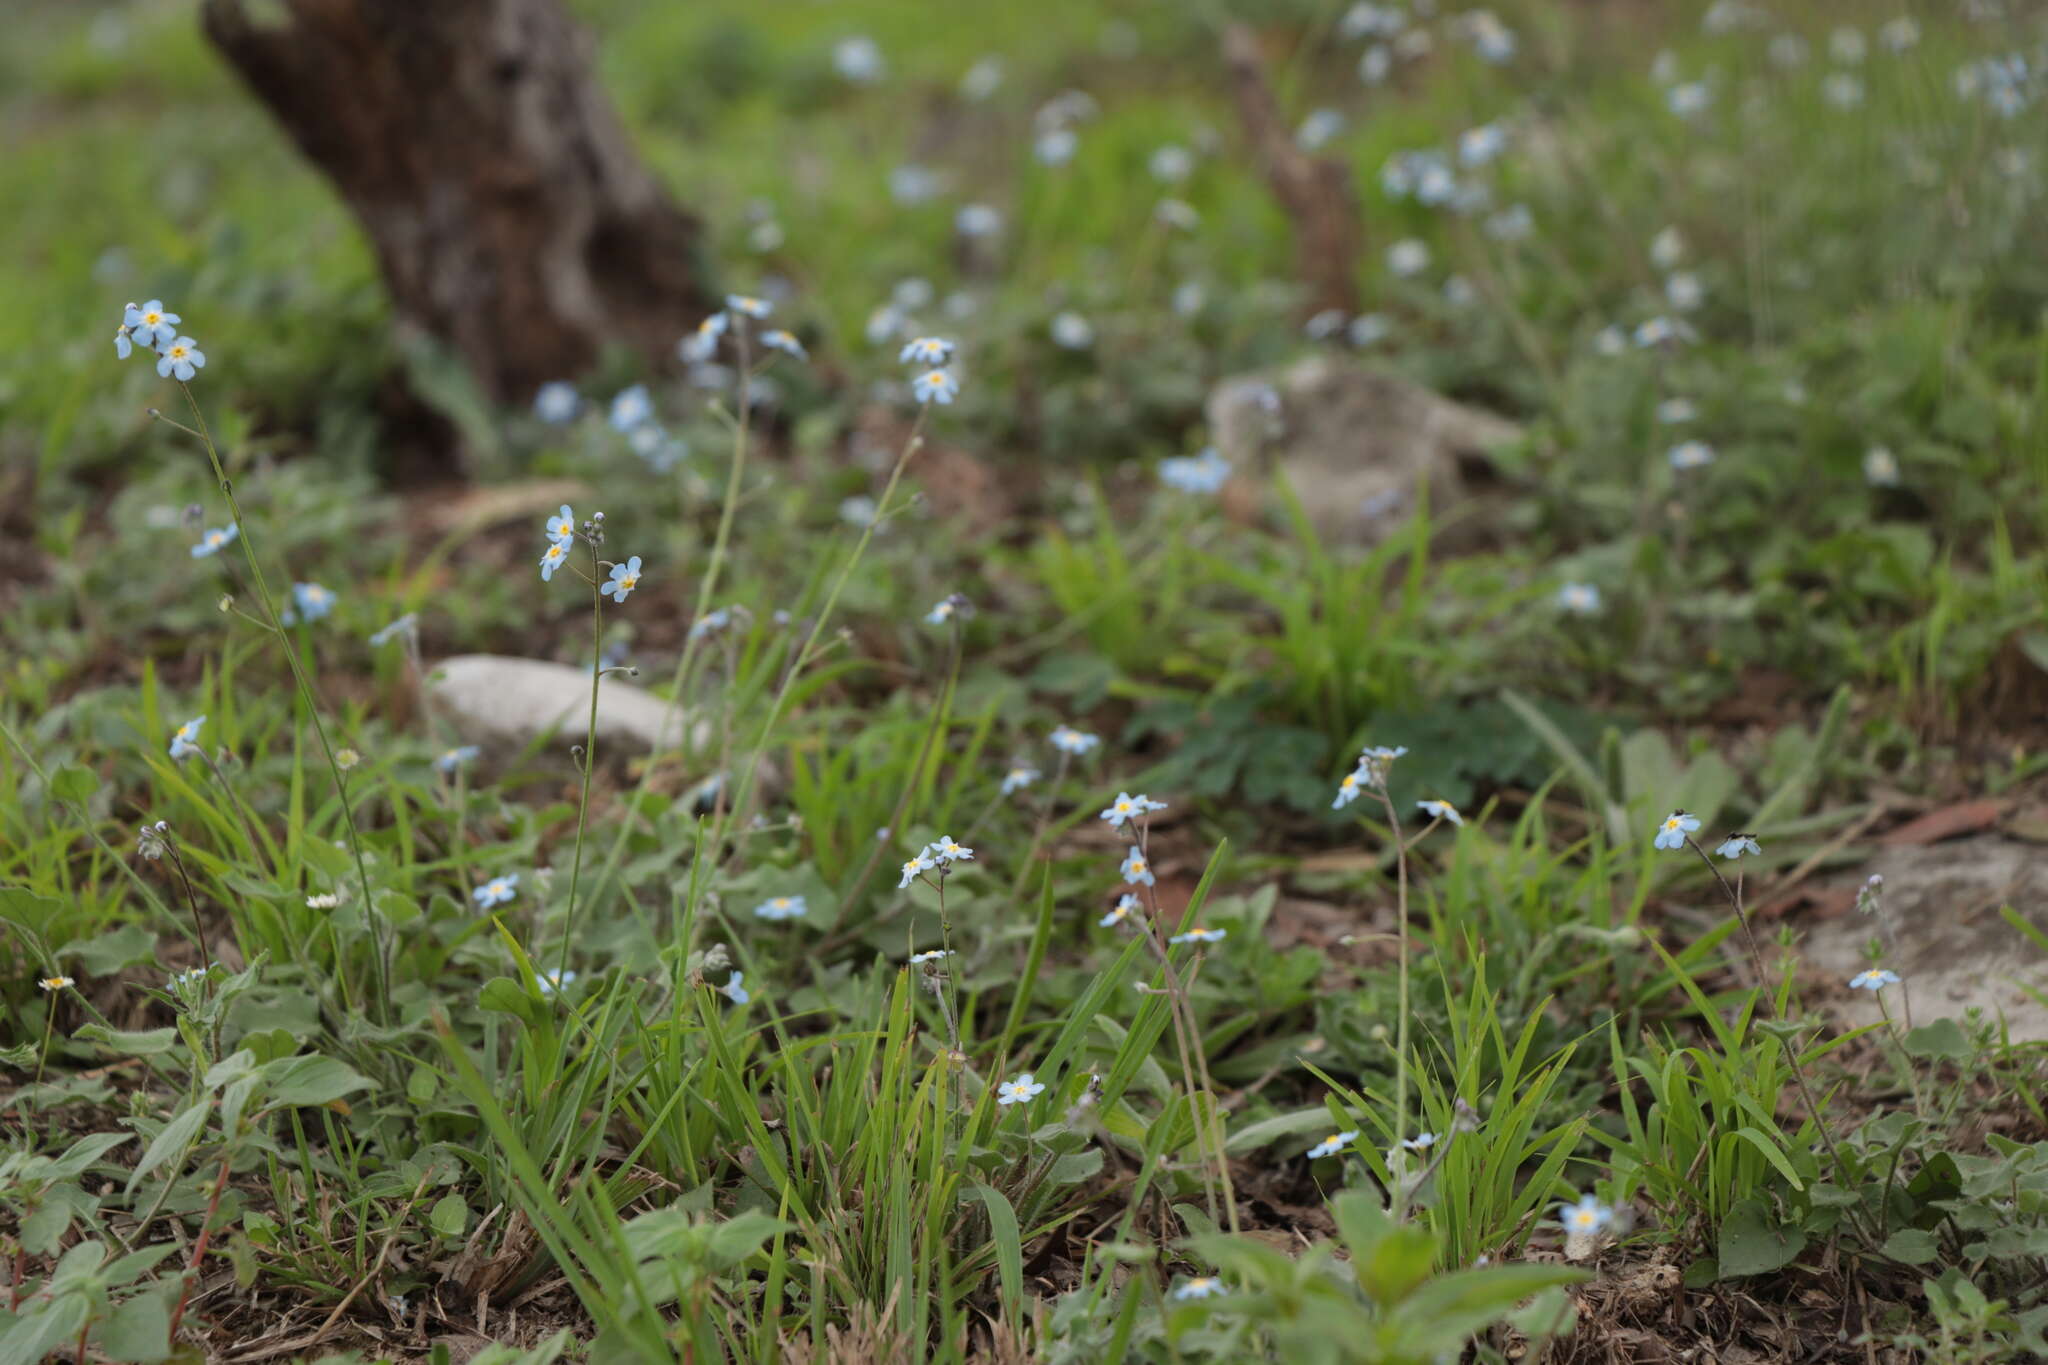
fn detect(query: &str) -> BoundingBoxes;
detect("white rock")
[1206,355,1521,545]
[1800,837,2048,1042]
[426,655,707,756]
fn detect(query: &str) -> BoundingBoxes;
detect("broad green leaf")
[95,1286,172,1363]
[66,923,156,974]
[0,1292,92,1365]
[1882,1228,1940,1265]
[127,1102,212,1193]
[1903,1018,1972,1062]
[261,1055,371,1109]
[1223,1106,1340,1156]
[1717,1199,1806,1276]
[49,764,99,803]
[430,1193,469,1238]
[75,1026,180,1057]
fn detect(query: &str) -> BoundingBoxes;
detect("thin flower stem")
[178,383,385,1021]
[1374,789,1415,1161]
[1683,836,1856,1183]
[31,995,57,1101]
[720,407,931,835]
[1133,822,1240,1235]
[1006,750,1073,902]
[555,543,606,988]
[1876,991,1928,1120]
[158,840,212,966]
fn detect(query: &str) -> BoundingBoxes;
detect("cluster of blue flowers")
[897,833,975,888]
[534,502,645,602]
[1158,447,1231,495]
[1332,743,1406,810]
[752,894,807,921]
[113,300,206,381]
[899,336,961,406]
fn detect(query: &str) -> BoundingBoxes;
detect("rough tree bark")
[1221,24,1364,318]
[201,0,715,421]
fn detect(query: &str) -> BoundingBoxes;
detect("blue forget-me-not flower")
[1654,811,1701,850]
[601,556,644,602]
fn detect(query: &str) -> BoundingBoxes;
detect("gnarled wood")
[202,0,715,417]
[1222,24,1365,318]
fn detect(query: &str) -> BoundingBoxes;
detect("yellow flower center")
[620,574,637,590]
[169,345,186,359]
[144,311,160,325]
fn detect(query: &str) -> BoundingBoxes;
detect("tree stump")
[201,0,716,421]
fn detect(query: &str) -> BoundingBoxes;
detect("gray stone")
[1798,837,2048,1041]
[426,654,708,756]
[1207,355,1521,543]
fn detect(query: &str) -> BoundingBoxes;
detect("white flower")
[1416,799,1463,826]
[1035,128,1078,166]
[1297,108,1344,151]
[1050,312,1094,349]
[1863,446,1900,487]
[1307,1130,1359,1159]
[1387,239,1431,278]
[960,56,1005,101]
[995,1072,1046,1105]
[1557,582,1602,614]
[1148,144,1194,184]
[955,204,1003,238]
[1665,272,1704,311]
[833,35,885,83]
[1349,313,1391,347]
[1458,123,1506,167]
[1667,82,1712,118]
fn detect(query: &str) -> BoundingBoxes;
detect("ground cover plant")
[5,0,2048,1361]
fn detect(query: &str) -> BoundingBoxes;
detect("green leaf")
[21,1201,72,1257]
[1047,1149,1103,1185]
[1223,1106,1341,1155]
[1391,1264,1590,1351]
[969,1185,1024,1331]
[65,923,156,974]
[1733,1126,1805,1190]
[0,1293,92,1365]
[1718,1200,1807,1277]
[1358,1219,1438,1308]
[430,1193,469,1238]
[407,1065,440,1105]
[48,1132,135,1180]
[75,1026,180,1057]
[1882,1228,1940,1265]
[49,764,99,803]
[126,1101,212,1194]
[1903,1018,1972,1062]
[705,1211,789,1270]
[95,1287,172,1363]
[478,976,540,1025]
[260,1055,371,1109]
[0,888,67,941]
